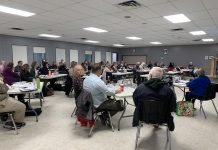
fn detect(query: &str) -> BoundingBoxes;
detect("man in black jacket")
[132,67,176,130]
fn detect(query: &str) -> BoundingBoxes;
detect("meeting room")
[1,0,218,150]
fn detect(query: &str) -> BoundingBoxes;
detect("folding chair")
[196,83,218,119]
[0,111,18,135]
[135,100,172,150]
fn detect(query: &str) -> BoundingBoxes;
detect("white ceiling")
[0,0,218,47]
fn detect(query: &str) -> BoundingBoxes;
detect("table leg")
[118,98,127,131]
[118,98,135,131]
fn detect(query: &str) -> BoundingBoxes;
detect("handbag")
[176,101,193,117]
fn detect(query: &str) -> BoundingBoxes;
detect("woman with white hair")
[139,62,146,70]
[132,67,176,131]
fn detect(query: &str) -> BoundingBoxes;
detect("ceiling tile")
[172,0,206,12]
[201,0,218,10]
[148,2,180,16]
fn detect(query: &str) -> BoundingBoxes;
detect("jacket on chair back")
[76,89,94,121]
[132,79,176,127]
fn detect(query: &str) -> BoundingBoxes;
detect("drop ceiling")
[0,0,218,47]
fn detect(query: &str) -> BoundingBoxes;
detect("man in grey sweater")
[0,78,26,129]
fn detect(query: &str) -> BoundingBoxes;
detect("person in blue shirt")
[186,68,211,108]
[83,63,122,124]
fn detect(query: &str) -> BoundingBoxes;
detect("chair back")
[202,83,216,100]
[139,100,168,125]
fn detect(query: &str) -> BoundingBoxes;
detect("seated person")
[147,61,153,69]
[188,62,195,77]
[38,62,49,75]
[14,60,23,73]
[139,62,146,70]
[39,62,56,89]
[30,61,38,78]
[2,62,20,85]
[83,63,122,124]
[168,62,175,71]
[72,64,84,99]
[132,67,176,130]
[20,64,34,82]
[58,63,69,74]
[102,64,113,83]
[0,78,26,129]
[186,68,211,109]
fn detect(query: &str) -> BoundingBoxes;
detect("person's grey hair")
[197,68,205,76]
[149,67,163,79]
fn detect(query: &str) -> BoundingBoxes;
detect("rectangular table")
[7,82,44,122]
[115,87,135,131]
[39,74,68,80]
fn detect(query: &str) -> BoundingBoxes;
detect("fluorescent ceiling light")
[113,44,124,47]
[190,31,206,35]
[202,38,214,42]
[38,34,61,38]
[126,36,142,40]
[83,27,108,33]
[0,5,35,17]
[164,14,191,23]
[150,42,162,45]
[85,40,99,43]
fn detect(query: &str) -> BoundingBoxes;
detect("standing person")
[14,61,23,73]
[0,78,26,129]
[186,68,211,109]
[132,67,176,130]
[83,64,122,123]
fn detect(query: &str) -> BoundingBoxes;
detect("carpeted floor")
[1,87,218,150]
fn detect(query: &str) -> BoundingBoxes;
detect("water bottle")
[33,78,36,88]
[36,78,40,90]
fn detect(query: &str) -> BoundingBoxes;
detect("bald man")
[186,68,211,108]
[133,67,176,130]
[72,64,84,99]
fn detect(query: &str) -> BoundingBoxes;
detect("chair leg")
[211,99,218,116]
[88,125,94,137]
[71,107,76,117]
[107,111,114,132]
[9,113,18,135]
[200,101,207,119]
[88,115,98,137]
[135,123,141,150]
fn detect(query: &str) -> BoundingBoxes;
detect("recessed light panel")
[113,44,124,47]
[85,40,100,43]
[0,5,35,17]
[126,36,142,40]
[190,31,206,35]
[150,42,162,45]
[38,34,61,38]
[83,27,108,33]
[164,14,191,23]
[202,38,214,42]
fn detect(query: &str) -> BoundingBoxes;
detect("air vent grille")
[171,28,184,31]
[193,39,201,41]
[10,28,24,31]
[118,0,141,7]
